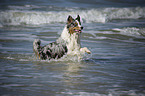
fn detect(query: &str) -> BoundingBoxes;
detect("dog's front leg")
[80,47,91,54]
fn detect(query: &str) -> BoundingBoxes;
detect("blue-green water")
[0,0,145,96]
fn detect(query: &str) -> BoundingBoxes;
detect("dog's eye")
[74,22,78,27]
[69,22,78,27]
[71,23,75,27]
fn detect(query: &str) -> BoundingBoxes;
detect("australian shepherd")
[33,15,91,60]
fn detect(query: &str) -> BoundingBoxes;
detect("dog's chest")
[67,33,81,51]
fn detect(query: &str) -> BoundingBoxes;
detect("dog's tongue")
[75,29,82,33]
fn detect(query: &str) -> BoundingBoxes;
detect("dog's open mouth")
[74,29,82,33]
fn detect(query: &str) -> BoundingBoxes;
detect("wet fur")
[33,15,91,60]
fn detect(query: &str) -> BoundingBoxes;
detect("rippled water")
[0,0,145,96]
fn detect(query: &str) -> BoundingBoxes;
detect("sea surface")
[0,0,145,96]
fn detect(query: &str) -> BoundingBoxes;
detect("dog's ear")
[67,15,74,24]
[76,15,80,22]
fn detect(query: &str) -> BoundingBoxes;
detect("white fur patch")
[76,20,81,27]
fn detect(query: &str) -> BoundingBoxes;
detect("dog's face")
[67,15,83,34]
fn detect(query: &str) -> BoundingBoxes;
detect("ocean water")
[0,0,145,96]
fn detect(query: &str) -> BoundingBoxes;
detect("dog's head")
[67,15,83,34]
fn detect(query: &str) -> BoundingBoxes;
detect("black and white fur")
[33,15,91,60]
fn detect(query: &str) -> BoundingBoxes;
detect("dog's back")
[33,38,68,60]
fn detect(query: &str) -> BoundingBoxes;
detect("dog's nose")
[81,27,83,30]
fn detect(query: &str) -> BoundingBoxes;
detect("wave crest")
[0,7,145,25]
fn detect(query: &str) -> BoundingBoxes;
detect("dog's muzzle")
[74,27,83,33]
[74,29,82,33]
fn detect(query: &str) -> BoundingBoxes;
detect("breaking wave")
[113,27,145,37]
[0,7,145,25]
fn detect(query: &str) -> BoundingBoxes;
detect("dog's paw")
[85,48,91,54]
[86,50,91,54]
[80,47,91,54]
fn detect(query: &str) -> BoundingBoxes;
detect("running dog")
[33,15,91,60]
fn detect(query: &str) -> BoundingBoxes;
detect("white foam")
[6,57,15,60]
[19,59,29,61]
[61,90,145,96]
